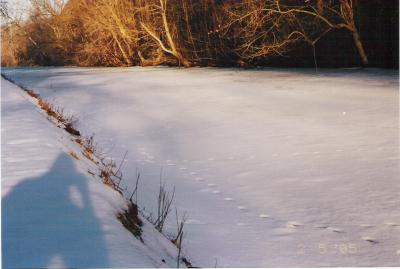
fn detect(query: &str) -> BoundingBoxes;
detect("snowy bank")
[1,77,183,268]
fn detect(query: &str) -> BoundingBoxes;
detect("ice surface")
[2,67,399,267]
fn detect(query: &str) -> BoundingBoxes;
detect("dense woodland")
[1,0,398,68]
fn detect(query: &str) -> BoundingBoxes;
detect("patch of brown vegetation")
[117,201,143,239]
[65,123,81,136]
[82,135,97,156]
[98,157,124,195]
[69,151,80,160]
[26,89,40,99]
[182,257,196,268]
[38,98,57,118]
[36,96,81,136]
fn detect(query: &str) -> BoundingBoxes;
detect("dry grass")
[26,89,40,99]
[148,179,175,233]
[81,134,99,157]
[98,156,126,194]
[36,98,81,136]
[117,201,143,239]
[69,151,80,160]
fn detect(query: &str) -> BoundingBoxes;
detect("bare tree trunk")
[340,0,368,66]
[352,30,368,66]
[159,0,190,67]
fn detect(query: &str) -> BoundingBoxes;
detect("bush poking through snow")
[81,134,101,161]
[98,158,125,194]
[98,151,128,195]
[69,151,80,160]
[172,207,187,249]
[153,179,175,233]
[117,201,143,239]
[64,118,80,136]
[38,98,56,118]
[173,207,187,268]
[26,89,40,99]
[129,170,141,203]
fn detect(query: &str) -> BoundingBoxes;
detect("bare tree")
[1,1,9,18]
[75,0,141,66]
[138,0,191,66]
[221,0,368,65]
[337,0,368,65]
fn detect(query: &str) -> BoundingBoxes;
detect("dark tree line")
[264,0,398,68]
[1,0,397,68]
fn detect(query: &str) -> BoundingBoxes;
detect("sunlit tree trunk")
[340,0,368,65]
[140,0,191,67]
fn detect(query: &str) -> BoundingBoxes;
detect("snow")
[1,77,181,268]
[2,67,399,267]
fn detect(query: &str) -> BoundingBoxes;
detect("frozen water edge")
[2,67,399,267]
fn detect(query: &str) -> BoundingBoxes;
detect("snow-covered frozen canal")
[2,67,399,267]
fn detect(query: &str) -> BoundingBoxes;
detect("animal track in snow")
[212,190,221,194]
[179,167,187,170]
[237,206,248,211]
[359,224,374,228]
[326,227,343,233]
[224,197,234,201]
[362,236,378,244]
[207,183,216,187]
[259,214,270,219]
[287,221,303,228]
[385,222,400,227]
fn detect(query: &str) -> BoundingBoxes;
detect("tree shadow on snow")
[2,153,110,268]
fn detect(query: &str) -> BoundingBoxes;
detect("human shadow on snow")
[2,153,110,268]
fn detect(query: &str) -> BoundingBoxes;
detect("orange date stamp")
[297,243,358,255]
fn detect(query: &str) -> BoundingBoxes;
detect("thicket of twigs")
[1,0,397,67]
